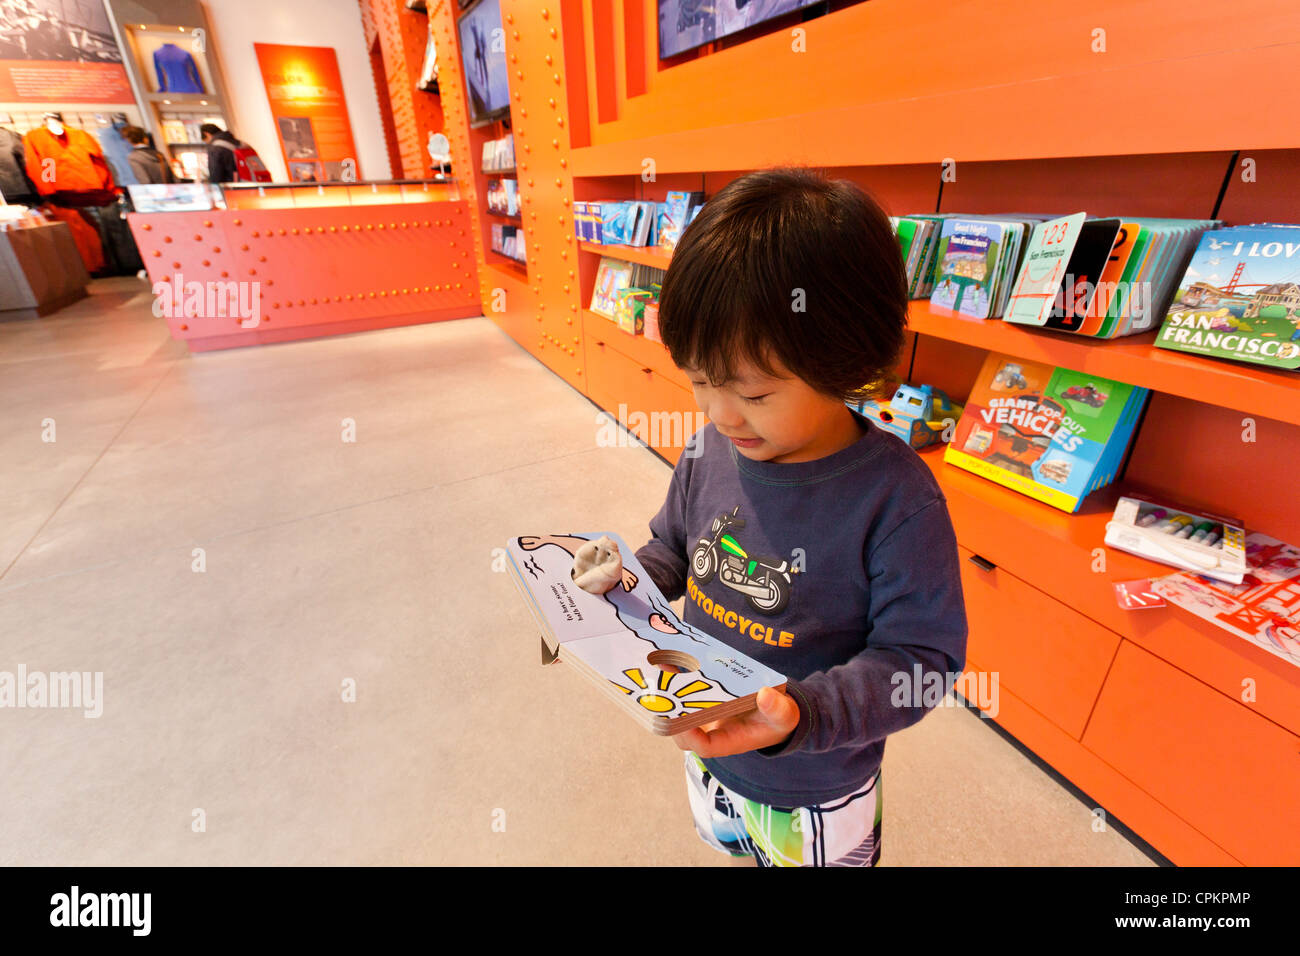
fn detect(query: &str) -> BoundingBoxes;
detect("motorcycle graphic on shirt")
[691,506,793,615]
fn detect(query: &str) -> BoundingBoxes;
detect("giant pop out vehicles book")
[944,353,1149,513]
[505,532,786,735]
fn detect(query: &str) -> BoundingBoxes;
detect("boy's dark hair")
[121,125,148,145]
[199,123,225,138]
[657,167,907,403]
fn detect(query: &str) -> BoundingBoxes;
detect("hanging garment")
[0,128,40,204]
[153,43,205,94]
[80,201,144,276]
[90,122,140,187]
[40,204,105,274]
[23,125,116,197]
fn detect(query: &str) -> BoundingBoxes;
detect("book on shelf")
[480,134,515,172]
[892,215,941,299]
[160,120,189,145]
[576,200,681,248]
[1155,224,1300,369]
[576,201,602,243]
[590,256,634,317]
[614,287,654,334]
[491,222,525,263]
[659,191,705,253]
[943,352,1149,514]
[486,177,518,215]
[928,216,1040,319]
[1005,215,1219,338]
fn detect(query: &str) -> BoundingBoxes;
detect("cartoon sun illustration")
[610,667,726,716]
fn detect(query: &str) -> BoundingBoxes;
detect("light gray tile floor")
[0,279,1155,866]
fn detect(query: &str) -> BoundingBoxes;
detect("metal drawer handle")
[968,554,996,572]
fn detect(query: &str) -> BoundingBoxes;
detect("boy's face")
[682,354,864,464]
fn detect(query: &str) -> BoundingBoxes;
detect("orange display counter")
[128,180,481,352]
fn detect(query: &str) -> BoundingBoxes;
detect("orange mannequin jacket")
[23,126,115,196]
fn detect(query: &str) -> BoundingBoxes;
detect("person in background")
[200,123,240,184]
[122,126,174,185]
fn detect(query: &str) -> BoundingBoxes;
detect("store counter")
[127,180,480,352]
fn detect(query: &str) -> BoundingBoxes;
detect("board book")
[926,216,1042,318]
[944,353,1148,513]
[590,256,634,318]
[1005,215,1219,338]
[505,532,786,735]
[659,190,705,253]
[1156,224,1300,370]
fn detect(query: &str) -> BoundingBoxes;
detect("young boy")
[633,168,968,867]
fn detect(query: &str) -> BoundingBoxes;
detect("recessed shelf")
[906,303,1300,428]
[578,241,670,269]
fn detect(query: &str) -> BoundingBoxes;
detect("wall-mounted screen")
[659,0,824,59]
[457,0,510,126]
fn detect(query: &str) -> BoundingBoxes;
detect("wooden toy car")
[860,384,964,450]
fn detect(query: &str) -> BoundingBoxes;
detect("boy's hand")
[674,686,800,757]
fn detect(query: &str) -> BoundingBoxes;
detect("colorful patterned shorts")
[683,751,883,867]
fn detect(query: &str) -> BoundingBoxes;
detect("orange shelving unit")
[430,0,1300,865]
[578,240,669,269]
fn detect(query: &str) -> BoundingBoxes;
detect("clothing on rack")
[40,205,105,274]
[90,121,140,187]
[23,125,116,197]
[81,201,143,275]
[0,128,40,204]
[153,43,205,94]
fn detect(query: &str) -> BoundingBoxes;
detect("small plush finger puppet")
[571,536,624,594]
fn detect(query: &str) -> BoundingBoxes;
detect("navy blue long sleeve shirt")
[635,409,968,807]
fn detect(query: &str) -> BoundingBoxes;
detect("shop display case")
[105,0,235,182]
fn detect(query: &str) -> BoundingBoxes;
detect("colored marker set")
[1104,496,1246,584]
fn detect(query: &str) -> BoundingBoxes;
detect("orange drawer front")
[958,545,1120,740]
[582,309,692,390]
[1082,640,1300,865]
[583,335,702,465]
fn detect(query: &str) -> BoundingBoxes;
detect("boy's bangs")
[661,227,786,388]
